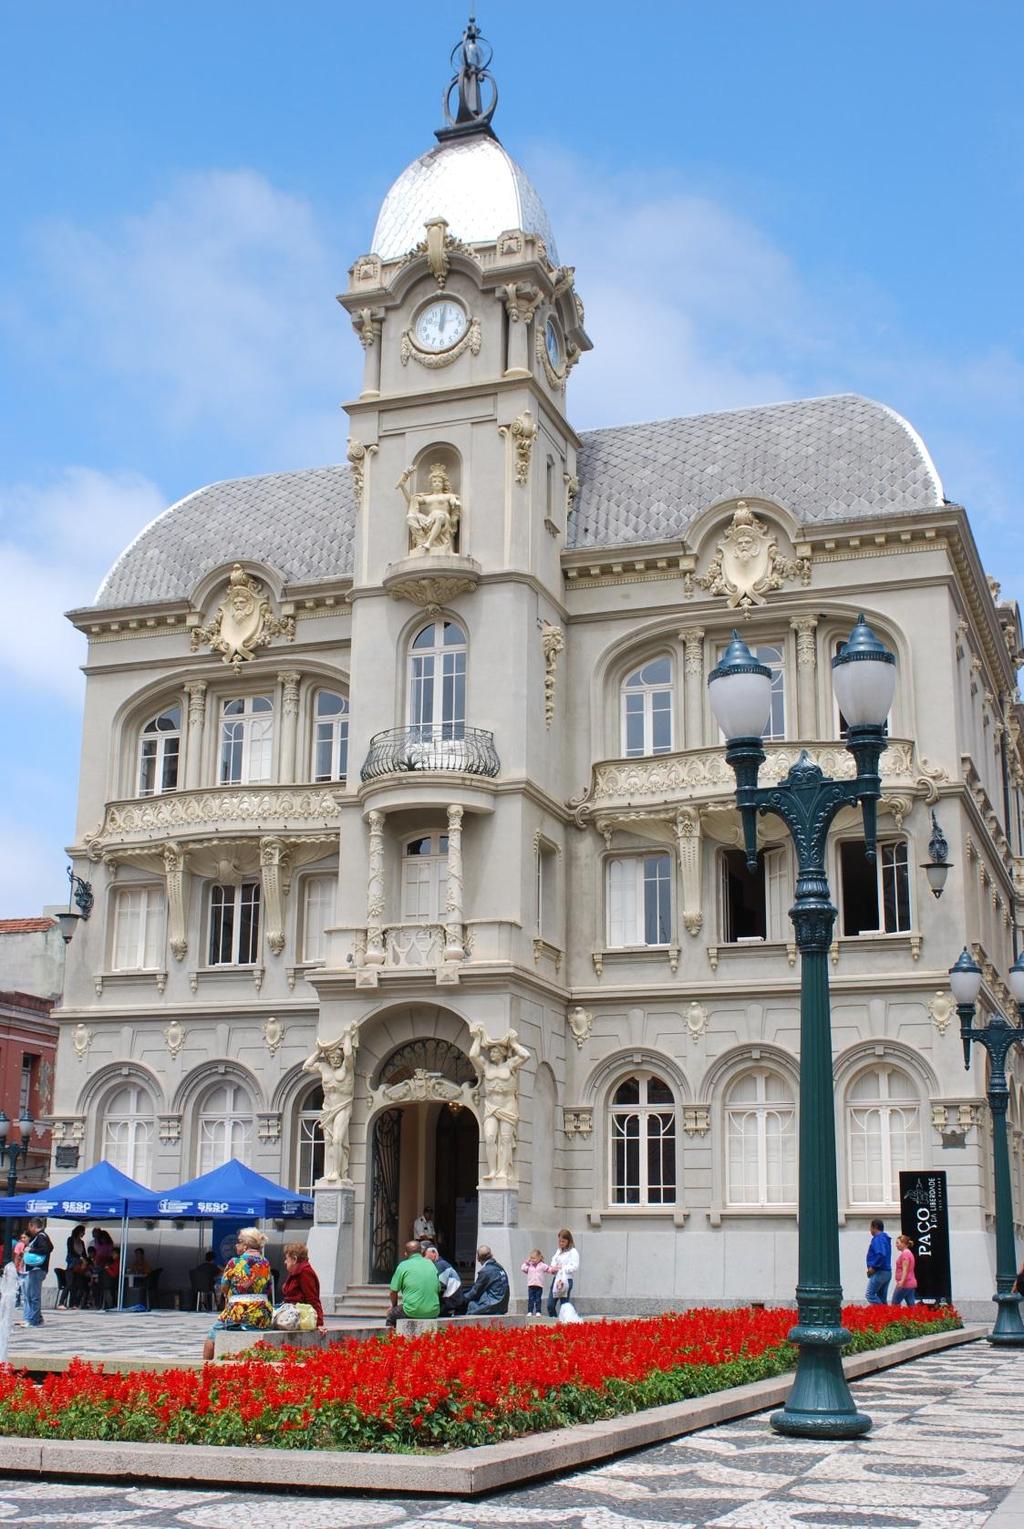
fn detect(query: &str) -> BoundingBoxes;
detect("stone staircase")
[328,1283,389,1321]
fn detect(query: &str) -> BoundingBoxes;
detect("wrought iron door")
[369,1108,402,1282]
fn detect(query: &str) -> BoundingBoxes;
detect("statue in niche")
[397,462,461,556]
[302,1023,359,1183]
[468,1024,530,1185]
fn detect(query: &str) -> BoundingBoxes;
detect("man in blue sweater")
[865,1218,892,1304]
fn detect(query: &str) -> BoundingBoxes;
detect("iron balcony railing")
[361,724,500,781]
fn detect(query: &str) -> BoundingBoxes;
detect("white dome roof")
[371,134,559,264]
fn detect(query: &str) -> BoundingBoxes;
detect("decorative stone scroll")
[673,807,704,936]
[694,504,810,609]
[259,836,292,956]
[498,408,537,486]
[368,1068,478,1114]
[162,842,190,961]
[567,1006,593,1049]
[347,438,377,501]
[189,564,295,673]
[541,621,564,726]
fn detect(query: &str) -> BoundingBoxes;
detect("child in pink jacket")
[892,1234,917,1306]
[521,1249,551,1315]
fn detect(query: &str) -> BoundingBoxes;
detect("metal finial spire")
[437,14,499,142]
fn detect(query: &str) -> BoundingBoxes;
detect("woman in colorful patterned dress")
[201,1228,272,1361]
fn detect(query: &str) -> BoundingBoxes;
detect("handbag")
[23,1251,46,1268]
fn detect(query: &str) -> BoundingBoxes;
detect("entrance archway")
[367,1037,480,1282]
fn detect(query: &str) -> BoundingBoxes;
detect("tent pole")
[116,1213,127,1309]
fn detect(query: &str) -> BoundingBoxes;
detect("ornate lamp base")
[770,1323,872,1440]
[989,1291,1024,1347]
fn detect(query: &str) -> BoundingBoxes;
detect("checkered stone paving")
[0,1345,1021,1529]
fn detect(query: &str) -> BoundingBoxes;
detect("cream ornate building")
[52,22,1024,1312]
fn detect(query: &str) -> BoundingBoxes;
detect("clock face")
[545,317,562,371]
[414,299,468,352]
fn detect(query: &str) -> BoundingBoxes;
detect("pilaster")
[183,681,207,790]
[790,616,819,736]
[679,627,705,745]
[365,810,386,966]
[278,670,302,784]
[444,804,465,960]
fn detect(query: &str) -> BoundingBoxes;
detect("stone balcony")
[569,738,939,834]
[81,783,344,859]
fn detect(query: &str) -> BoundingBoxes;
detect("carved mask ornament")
[696,504,808,610]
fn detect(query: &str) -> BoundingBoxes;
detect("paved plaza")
[0,1342,1022,1528]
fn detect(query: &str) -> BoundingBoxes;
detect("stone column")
[183,681,207,790]
[444,804,465,960]
[365,810,386,966]
[679,628,705,747]
[499,283,540,376]
[352,309,383,397]
[790,616,819,738]
[278,670,301,784]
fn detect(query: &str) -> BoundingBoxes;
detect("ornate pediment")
[695,504,810,609]
[189,564,295,672]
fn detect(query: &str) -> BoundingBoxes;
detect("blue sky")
[1,1,1021,915]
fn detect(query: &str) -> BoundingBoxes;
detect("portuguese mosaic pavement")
[0,1345,1021,1529]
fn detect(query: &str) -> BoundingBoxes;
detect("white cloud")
[0,467,165,701]
[0,812,74,921]
[27,169,356,462]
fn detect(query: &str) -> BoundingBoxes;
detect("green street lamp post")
[708,615,897,1439]
[948,947,1024,1346]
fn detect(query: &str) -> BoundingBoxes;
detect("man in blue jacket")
[865,1218,892,1304]
[462,1244,510,1315]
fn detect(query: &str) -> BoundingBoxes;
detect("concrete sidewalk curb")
[0,1324,984,1497]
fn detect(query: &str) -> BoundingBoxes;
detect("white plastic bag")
[552,1272,568,1296]
[557,1300,582,1323]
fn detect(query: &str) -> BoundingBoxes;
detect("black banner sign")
[900,1170,952,1303]
[54,1144,80,1170]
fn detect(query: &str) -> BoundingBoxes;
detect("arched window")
[402,833,449,922]
[408,621,466,740]
[846,1063,922,1205]
[219,695,273,784]
[621,657,674,757]
[101,1084,155,1182]
[296,1084,325,1194]
[607,853,672,947]
[609,1072,676,1205]
[197,1081,254,1174]
[312,690,349,782]
[725,1068,796,1205]
[138,705,180,796]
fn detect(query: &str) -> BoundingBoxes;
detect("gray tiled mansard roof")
[94,395,943,609]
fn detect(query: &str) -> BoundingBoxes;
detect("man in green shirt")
[386,1240,441,1326]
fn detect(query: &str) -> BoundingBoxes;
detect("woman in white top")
[546,1227,580,1317]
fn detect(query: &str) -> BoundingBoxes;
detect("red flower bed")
[0,1304,959,1452]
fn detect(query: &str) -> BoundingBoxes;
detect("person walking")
[865,1218,892,1304]
[521,1249,551,1315]
[20,1217,53,1328]
[280,1242,325,1328]
[462,1245,510,1315]
[547,1228,579,1318]
[386,1240,441,1326]
[892,1234,918,1306]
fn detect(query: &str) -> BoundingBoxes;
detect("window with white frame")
[721,846,787,942]
[839,838,911,936]
[312,690,349,782]
[621,657,674,757]
[296,1084,325,1193]
[196,1081,254,1175]
[208,882,261,965]
[846,1063,922,1205]
[606,853,672,947]
[716,641,786,741]
[219,695,273,784]
[609,1072,676,1205]
[138,705,180,796]
[408,621,466,739]
[725,1068,796,1205]
[102,1083,155,1182]
[302,875,334,963]
[112,886,165,970]
[401,834,449,923]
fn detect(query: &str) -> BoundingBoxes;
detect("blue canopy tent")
[150,1159,313,1220]
[1,1160,161,1308]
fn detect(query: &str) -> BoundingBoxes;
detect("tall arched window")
[609,1072,676,1205]
[138,705,180,796]
[296,1084,325,1193]
[846,1063,922,1205]
[220,695,273,784]
[101,1083,155,1182]
[621,657,674,757]
[408,620,466,740]
[312,690,349,782]
[197,1081,254,1174]
[725,1068,796,1205]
